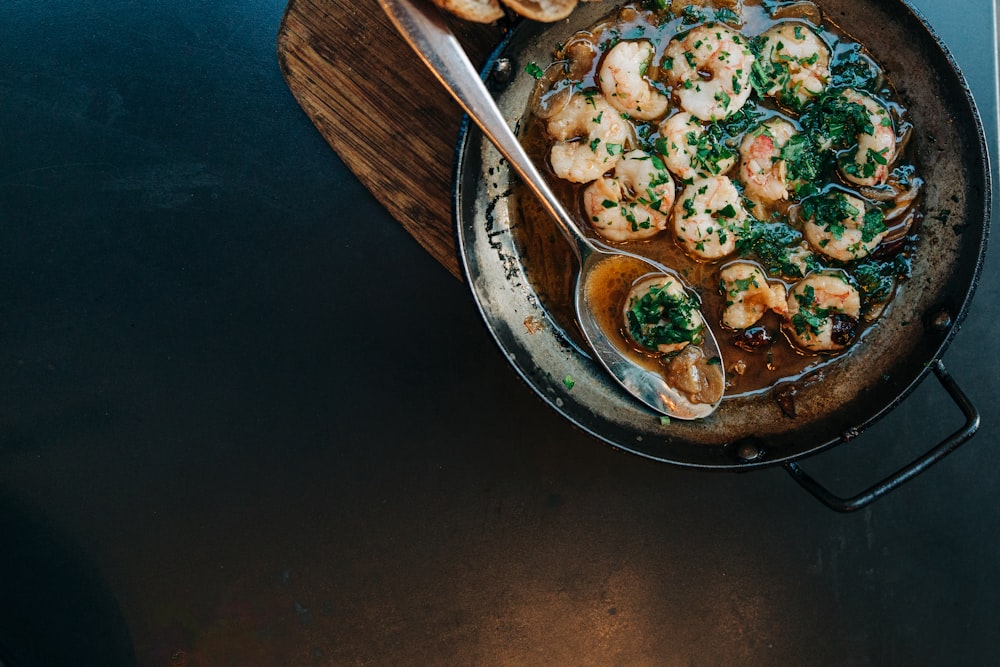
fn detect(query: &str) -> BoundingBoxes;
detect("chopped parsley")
[853,252,912,303]
[800,191,887,245]
[714,7,741,25]
[791,284,833,337]
[860,208,887,242]
[799,91,874,151]
[524,62,545,80]
[735,219,820,278]
[626,283,704,350]
[779,132,825,196]
[801,191,857,238]
[680,5,707,25]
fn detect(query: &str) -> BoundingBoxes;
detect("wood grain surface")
[276,0,508,279]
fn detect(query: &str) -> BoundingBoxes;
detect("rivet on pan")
[928,309,953,332]
[491,58,513,84]
[735,440,765,463]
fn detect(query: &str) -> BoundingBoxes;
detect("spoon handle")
[378,0,593,260]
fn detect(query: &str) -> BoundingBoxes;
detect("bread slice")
[499,0,577,22]
[430,0,505,23]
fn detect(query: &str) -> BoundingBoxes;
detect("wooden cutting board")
[276,0,509,280]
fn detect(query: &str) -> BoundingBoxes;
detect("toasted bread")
[499,0,577,22]
[430,0,505,23]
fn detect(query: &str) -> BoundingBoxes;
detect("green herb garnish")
[626,283,704,350]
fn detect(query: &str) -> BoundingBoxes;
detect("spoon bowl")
[575,248,724,420]
[379,0,725,419]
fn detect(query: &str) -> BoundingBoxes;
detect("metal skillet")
[454,0,991,511]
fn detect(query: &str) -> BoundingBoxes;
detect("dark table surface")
[1,1,997,665]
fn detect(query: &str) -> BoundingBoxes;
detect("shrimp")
[662,343,725,406]
[737,117,798,211]
[754,22,831,110]
[624,274,704,354]
[718,261,788,330]
[583,149,676,242]
[598,40,670,121]
[802,190,887,261]
[839,88,896,186]
[657,113,737,182]
[547,92,635,183]
[672,175,748,261]
[662,23,755,122]
[784,271,861,352]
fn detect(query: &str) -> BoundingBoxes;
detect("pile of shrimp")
[528,2,920,360]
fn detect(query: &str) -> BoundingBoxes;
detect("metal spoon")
[378,0,724,419]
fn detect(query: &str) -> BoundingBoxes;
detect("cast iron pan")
[454,0,991,511]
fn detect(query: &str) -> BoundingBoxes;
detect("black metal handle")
[784,359,980,513]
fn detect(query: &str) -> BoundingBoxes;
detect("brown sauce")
[512,0,922,399]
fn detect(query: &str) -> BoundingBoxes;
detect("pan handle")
[784,359,979,513]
